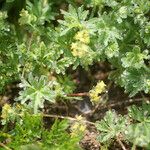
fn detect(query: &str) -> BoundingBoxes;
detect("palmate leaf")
[19,0,56,27]
[57,75,76,94]
[58,5,88,33]
[120,67,150,97]
[96,14,122,47]
[58,5,97,36]
[125,123,150,148]
[26,0,56,25]
[96,105,150,148]
[128,104,150,123]
[58,5,82,35]
[90,0,118,8]
[125,104,150,148]
[96,110,127,143]
[121,46,149,69]
[17,74,63,114]
[141,22,150,46]
[104,41,119,58]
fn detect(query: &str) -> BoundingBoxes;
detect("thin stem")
[131,142,136,150]
[140,92,149,102]
[27,33,34,52]
[21,33,34,78]
[90,6,96,19]
[67,92,89,97]
[88,97,150,115]
[116,136,127,150]
[0,142,12,150]
[42,113,95,126]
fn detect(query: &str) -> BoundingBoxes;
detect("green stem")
[90,6,96,19]
[131,142,136,150]
[42,113,95,125]
[21,33,34,78]
[0,142,12,150]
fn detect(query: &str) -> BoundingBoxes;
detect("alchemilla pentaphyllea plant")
[0,0,150,149]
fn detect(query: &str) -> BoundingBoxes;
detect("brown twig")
[90,97,150,115]
[67,92,89,97]
[0,142,12,150]
[116,136,127,150]
[42,113,95,126]
[106,97,149,109]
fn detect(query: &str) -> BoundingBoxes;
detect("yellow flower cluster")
[89,81,106,104]
[1,104,12,119]
[74,30,90,44]
[71,42,89,58]
[70,29,90,58]
[70,115,86,137]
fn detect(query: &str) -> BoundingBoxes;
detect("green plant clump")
[0,0,150,149]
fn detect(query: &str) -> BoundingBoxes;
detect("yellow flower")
[95,81,106,93]
[71,122,79,130]
[70,115,86,137]
[74,30,90,44]
[79,124,86,132]
[75,115,83,121]
[71,29,91,58]
[71,42,78,52]
[71,123,86,137]
[16,104,22,109]
[71,42,89,58]
[89,81,106,104]
[1,104,12,119]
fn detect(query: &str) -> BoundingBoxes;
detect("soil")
[80,131,100,150]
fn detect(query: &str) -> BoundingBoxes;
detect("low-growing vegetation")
[0,0,150,149]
